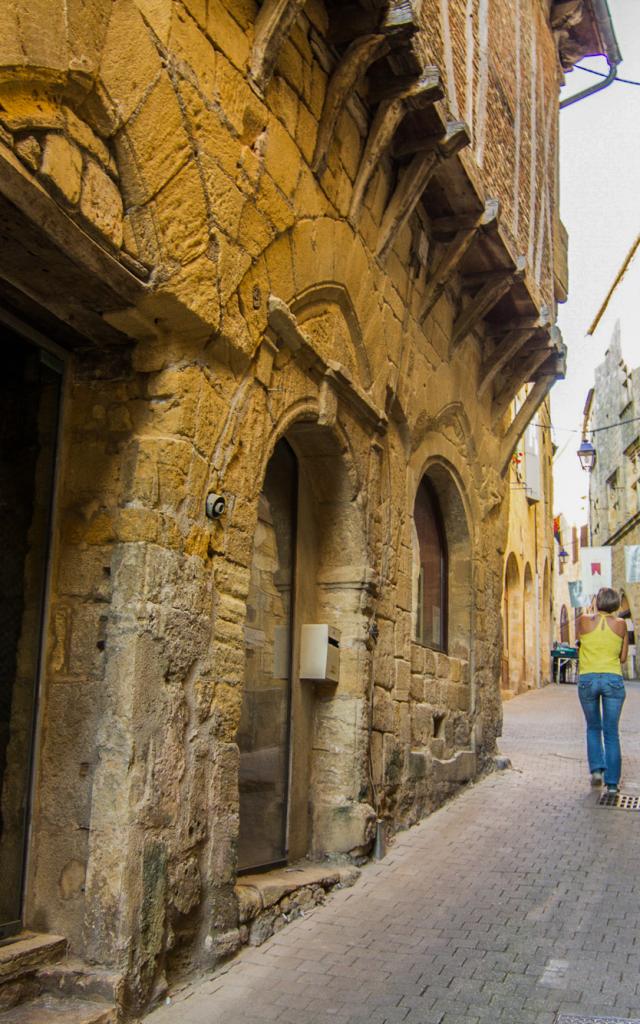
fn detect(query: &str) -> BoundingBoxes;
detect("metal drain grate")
[598,791,640,810]
[557,1016,640,1024]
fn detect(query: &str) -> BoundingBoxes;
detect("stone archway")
[238,413,375,867]
[523,563,535,688]
[541,558,551,683]
[503,553,522,696]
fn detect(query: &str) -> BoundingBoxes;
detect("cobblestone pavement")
[148,682,640,1024]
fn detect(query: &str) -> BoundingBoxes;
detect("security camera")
[205,492,226,519]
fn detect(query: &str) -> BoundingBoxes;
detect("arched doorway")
[541,559,551,683]
[523,563,535,688]
[237,439,297,871]
[238,421,371,870]
[503,554,521,695]
[560,604,569,644]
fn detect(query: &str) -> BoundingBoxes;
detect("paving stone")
[147,684,640,1024]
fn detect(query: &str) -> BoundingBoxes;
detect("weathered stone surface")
[0,935,67,984]
[39,134,83,205]
[79,159,123,247]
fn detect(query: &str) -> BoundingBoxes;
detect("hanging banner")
[625,545,640,584]
[580,546,612,590]
[568,580,592,609]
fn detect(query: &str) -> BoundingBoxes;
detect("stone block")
[432,750,476,785]
[411,703,433,746]
[372,686,394,733]
[393,658,410,701]
[408,750,429,780]
[14,134,41,172]
[100,0,164,127]
[119,73,191,204]
[39,134,83,205]
[410,672,425,702]
[207,0,250,69]
[154,159,209,264]
[80,159,124,248]
[313,801,376,857]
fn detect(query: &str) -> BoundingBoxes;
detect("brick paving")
[148,682,640,1024]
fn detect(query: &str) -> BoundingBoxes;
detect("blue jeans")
[578,673,625,786]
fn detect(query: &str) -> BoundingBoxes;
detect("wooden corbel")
[313,34,389,174]
[250,0,308,92]
[452,254,526,350]
[491,340,558,425]
[349,67,444,222]
[376,121,470,260]
[477,305,551,398]
[330,0,418,45]
[418,198,500,322]
[498,374,556,476]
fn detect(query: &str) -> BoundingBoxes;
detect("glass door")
[237,440,296,872]
[0,323,62,939]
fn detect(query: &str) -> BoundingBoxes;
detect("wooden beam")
[419,198,499,321]
[349,69,444,221]
[477,328,537,397]
[330,0,418,45]
[499,375,556,476]
[250,0,308,92]
[375,122,470,260]
[491,344,555,425]
[313,34,388,174]
[452,254,525,349]
[369,64,443,104]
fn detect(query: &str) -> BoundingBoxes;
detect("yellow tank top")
[579,614,623,675]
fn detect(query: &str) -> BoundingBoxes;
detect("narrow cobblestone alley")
[148,683,640,1024]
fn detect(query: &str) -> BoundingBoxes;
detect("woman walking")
[577,587,628,794]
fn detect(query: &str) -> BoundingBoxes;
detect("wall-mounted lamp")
[558,547,569,567]
[577,438,596,472]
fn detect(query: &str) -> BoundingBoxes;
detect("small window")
[414,479,447,650]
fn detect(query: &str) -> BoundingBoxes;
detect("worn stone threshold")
[0,934,67,984]
[0,994,115,1023]
[236,861,360,946]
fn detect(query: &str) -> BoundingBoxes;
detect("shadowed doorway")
[237,439,296,872]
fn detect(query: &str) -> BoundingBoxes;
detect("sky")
[551,0,640,526]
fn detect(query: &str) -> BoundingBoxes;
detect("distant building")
[584,322,639,678]
[502,394,555,697]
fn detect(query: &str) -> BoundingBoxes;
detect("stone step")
[0,935,67,985]
[0,995,116,1023]
[37,961,122,1005]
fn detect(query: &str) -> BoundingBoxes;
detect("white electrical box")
[300,624,341,682]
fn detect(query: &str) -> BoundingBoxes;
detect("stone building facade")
[585,322,640,676]
[502,393,555,697]
[0,0,613,1019]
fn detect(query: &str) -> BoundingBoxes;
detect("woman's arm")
[620,628,629,665]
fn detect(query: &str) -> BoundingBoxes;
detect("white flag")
[580,546,612,590]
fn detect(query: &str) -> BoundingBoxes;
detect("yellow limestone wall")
[0,0,564,1012]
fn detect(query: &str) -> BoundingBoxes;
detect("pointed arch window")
[414,478,448,651]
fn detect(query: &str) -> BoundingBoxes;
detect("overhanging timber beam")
[491,343,557,425]
[349,68,444,222]
[418,198,499,322]
[499,375,556,475]
[477,305,552,397]
[376,121,470,260]
[330,0,418,45]
[250,0,308,92]
[452,254,526,350]
[313,34,389,173]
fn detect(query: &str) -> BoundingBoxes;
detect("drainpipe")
[559,0,621,110]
